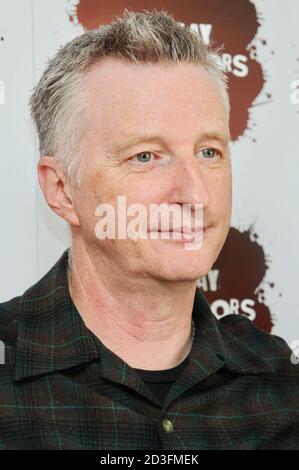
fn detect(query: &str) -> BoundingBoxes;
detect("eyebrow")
[109,130,229,158]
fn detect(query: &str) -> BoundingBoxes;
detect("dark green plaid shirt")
[0,249,298,450]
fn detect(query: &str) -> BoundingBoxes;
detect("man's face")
[72,58,232,282]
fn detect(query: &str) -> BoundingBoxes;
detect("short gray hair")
[30,8,229,186]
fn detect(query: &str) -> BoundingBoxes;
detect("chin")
[152,254,213,282]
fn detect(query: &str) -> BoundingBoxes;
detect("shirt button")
[161,418,174,433]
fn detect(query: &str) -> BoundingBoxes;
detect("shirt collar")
[190,286,274,375]
[13,248,274,382]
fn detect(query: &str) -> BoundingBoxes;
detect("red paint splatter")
[204,227,273,333]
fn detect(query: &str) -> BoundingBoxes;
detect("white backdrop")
[0,0,298,346]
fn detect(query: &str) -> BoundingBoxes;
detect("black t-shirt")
[133,353,190,405]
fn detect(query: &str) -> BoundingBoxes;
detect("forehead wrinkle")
[101,103,228,157]
[85,82,229,163]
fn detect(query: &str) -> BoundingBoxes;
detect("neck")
[66,241,197,371]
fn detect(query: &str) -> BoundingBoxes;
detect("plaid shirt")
[0,248,298,450]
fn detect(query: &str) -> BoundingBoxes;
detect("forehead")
[84,58,228,143]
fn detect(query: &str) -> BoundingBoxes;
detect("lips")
[148,226,204,233]
[148,227,207,241]
[170,226,203,234]
[146,226,209,243]
[154,227,206,234]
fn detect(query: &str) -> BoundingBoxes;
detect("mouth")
[170,226,203,234]
[148,226,208,241]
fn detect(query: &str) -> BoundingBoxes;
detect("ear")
[38,156,80,227]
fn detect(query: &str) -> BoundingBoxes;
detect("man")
[0,9,298,450]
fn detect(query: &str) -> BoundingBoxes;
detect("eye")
[132,151,153,163]
[199,148,221,159]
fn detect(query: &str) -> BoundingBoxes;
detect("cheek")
[222,172,232,209]
[90,171,120,206]
[71,172,110,230]
[75,192,97,231]
[122,174,171,206]
[207,170,232,212]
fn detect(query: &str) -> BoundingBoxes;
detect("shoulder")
[0,295,21,341]
[0,295,21,382]
[218,313,299,377]
[0,248,70,342]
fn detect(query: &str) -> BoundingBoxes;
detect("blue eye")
[135,151,152,163]
[201,148,218,159]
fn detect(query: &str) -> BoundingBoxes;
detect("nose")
[170,157,211,210]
